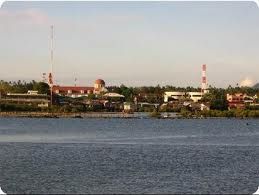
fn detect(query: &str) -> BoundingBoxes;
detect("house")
[227,93,257,109]
[102,93,125,111]
[52,79,107,98]
[227,93,245,109]
[243,95,255,104]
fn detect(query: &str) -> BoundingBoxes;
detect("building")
[227,93,245,109]
[94,79,106,93]
[200,103,210,111]
[243,95,255,104]
[52,79,107,98]
[188,92,203,102]
[3,91,50,107]
[164,92,185,102]
[164,91,203,103]
[123,102,136,113]
[103,93,125,111]
[103,92,125,99]
[226,93,258,109]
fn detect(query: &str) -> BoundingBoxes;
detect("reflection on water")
[0,118,258,194]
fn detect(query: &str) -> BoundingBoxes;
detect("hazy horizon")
[0,1,259,88]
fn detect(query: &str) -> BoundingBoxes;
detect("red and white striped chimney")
[201,64,207,94]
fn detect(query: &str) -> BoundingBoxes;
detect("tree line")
[1,80,259,109]
[0,80,50,95]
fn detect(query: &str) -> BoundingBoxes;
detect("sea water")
[0,118,258,194]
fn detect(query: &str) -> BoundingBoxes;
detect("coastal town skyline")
[0,1,259,87]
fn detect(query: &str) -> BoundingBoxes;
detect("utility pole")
[75,78,77,87]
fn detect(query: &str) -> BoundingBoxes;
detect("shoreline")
[0,111,140,118]
[0,111,259,119]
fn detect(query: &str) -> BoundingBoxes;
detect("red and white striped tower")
[201,64,207,94]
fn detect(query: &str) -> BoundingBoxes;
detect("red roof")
[52,85,94,94]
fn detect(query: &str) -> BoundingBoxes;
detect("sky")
[0,1,259,87]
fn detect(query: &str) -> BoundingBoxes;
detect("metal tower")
[49,25,54,107]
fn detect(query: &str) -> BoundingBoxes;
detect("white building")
[164,91,203,103]
[123,102,136,112]
[164,92,185,102]
[103,93,125,98]
[188,92,203,102]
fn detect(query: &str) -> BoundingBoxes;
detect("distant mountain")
[253,83,259,89]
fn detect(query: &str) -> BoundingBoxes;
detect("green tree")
[33,82,50,94]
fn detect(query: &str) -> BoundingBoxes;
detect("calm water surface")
[0,118,258,194]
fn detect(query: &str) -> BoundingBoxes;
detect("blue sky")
[0,1,259,87]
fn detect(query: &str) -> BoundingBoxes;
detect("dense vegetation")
[0,103,42,112]
[1,80,259,117]
[0,80,50,95]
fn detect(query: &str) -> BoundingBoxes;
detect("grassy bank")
[179,109,259,118]
[1,108,259,119]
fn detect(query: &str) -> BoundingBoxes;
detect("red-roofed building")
[52,79,107,98]
[227,93,245,109]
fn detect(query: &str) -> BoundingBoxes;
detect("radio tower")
[48,25,54,107]
[201,64,207,94]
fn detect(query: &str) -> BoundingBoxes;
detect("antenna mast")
[51,25,54,76]
[49,25,54,108]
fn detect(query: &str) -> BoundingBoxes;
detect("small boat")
[253,186,259,195]
[0,187,6,195]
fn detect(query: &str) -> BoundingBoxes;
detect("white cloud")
[240,77,254,87]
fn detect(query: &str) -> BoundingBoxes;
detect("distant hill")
[253,83,259,89]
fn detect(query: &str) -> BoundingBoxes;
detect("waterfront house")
[227,93,258,109]
[227,93,245,109]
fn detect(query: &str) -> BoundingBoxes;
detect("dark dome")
[95,79,105,85]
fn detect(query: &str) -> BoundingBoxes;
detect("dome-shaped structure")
[95,79,105,85]
[94,79,106,92]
